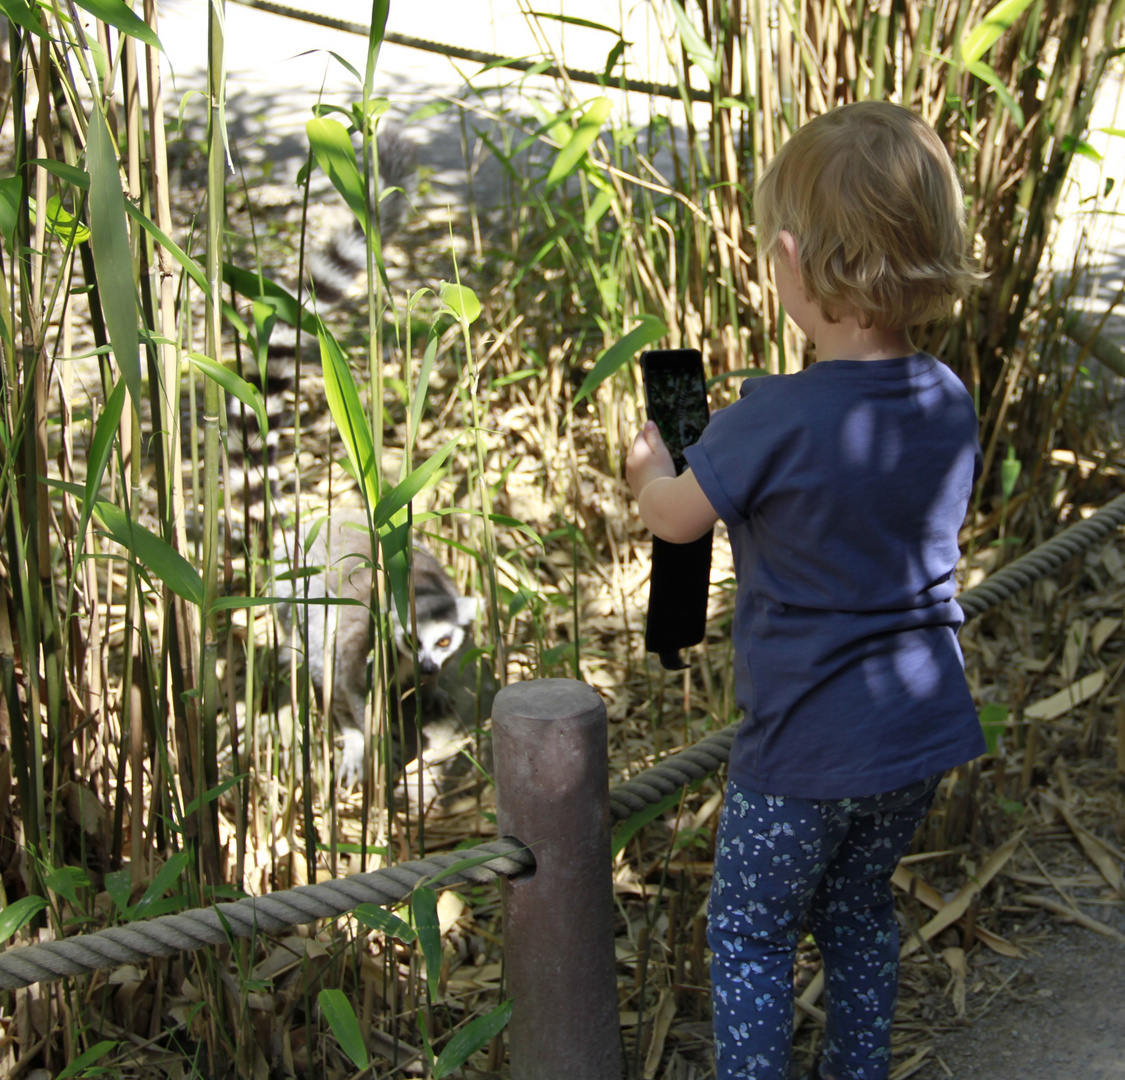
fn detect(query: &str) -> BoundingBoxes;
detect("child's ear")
[777,229,801,280]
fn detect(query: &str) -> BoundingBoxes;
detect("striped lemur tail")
[224,126,418,501]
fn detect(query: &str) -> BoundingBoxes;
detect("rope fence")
[1,491,1123,992]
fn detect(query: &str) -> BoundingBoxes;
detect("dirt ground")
[915,911,1125,1080]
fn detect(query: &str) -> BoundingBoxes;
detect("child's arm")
[626,421,719,544]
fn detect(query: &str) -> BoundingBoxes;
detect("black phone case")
[640,350,713,671]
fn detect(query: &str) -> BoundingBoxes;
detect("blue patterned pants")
[708,775,941,1080]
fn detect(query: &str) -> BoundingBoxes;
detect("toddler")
[626,102,986,1080]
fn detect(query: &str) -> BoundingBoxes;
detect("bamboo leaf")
[318,989,370,1070]
[55,1040,117,1080]
[613,788,684,858]
[319,323,379,507]
[412,887,443,1001]
[93,502,205,607]
[573,315,667,405]
[530,10,619,33]
[183,774,245,817]
[307,117,369,237]
[1000,445,1021,501]
[0,0,47,38]
[0,896,48,943]
[29,158,90,189]
[45,196,90,245]
[546,96,612,192]
[82,376,127,544]
[189,353,268,434]
[86,105,142,411]
[371,435,464,531]
[131,850,191,920]
[439,283,481,325]
[962,0,1036,65]
[408,327,440,457]
[43,864,89,906]
[74,0,162,50]
[354,903,417,943]
[433,999,515,1079]
[0,176,20,248]
[669,0,720,84]
[966,60,1025,128]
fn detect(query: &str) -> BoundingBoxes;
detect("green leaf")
[318,989,369,1070]
[434,999,514,1079]
[86,105,142,411]
[0,895,48,942]
[183,774,245,817]
[354,903,417,943]
[1000,445,1021,502]
[0,176,22,249]
[408,327,440,457]
[44,864,90,906]
[371,435,464,532]
[28,158,90,190]
[0,0,48,38]
[669,0,720,84]
[412,887,443,1000]
[962,0,1036,65]
[81,376,126,546]
[613,788,683,858]
[131,850,191,920]
[74,0,162,50]
[546,96,612,192]
[55,1040,117,1080]
[439,283,482,325]
[1060,135,1102,163]
[92,501,205,607]
[307,117,369,237]
[966,60,1025,128]
[44,196,91,245]
[104,869,133,917]
[189,353,267,435]
[978,702,1009,755]
[529,10,619,33]
[573,315,667,405]
[319,323,379,507]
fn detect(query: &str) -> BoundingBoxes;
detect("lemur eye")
[437,636,452,648]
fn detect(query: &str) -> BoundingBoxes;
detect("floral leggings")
[708,774,941,1080]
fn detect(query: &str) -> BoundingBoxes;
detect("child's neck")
[810,318,915,364]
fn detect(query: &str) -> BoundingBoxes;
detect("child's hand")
[627,421,676,500]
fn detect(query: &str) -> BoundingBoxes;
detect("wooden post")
[493,679,622,1080]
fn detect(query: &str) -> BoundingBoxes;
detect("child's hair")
[755,101,980,329]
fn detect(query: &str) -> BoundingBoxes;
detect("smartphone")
[640,349,712,670]
[641,349,710,474]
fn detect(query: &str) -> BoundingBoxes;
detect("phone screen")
[641,349,709,474]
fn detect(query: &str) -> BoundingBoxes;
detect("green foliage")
[318,989,370,1071]
[1,0,1122,1073]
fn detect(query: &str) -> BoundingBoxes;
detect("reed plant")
[0,0,1121,1075]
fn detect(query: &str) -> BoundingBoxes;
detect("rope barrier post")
[493,678,622,1080]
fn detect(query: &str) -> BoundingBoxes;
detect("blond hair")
[755,102,979,329]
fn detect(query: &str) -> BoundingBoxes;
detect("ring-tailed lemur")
[273,508,482,790]
[225,126,418,498]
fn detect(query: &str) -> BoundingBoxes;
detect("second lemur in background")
[227,126,418,497]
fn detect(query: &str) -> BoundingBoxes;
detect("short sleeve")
[683,376,784,528]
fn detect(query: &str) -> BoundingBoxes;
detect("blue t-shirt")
[684,353,986,799]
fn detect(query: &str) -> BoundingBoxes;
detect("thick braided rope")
[3,490,1123,990]
[609,724,738,821]
[0,838,531,992]
[957,491,1125,620]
